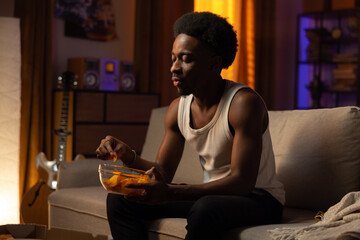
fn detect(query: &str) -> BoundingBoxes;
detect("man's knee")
[187,196,221,226]
[185,196,222,240]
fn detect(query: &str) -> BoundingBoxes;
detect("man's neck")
[192,77,226,110]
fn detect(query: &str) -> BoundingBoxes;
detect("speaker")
[67,58,100,89]
[100,58,120,91]
[119,61,136,92]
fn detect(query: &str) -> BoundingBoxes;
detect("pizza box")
[0,224,46,240]
[0,224,111,240]
[46,228,110,240]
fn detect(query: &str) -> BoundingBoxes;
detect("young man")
[96,11,285,240]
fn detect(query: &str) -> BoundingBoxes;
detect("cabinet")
[53,90,160,159]
[295,9,360,109]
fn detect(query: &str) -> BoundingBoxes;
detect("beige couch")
[48,106,360,239]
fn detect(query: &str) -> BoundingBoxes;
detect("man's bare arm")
[95,98,184,181]
[116,98,185,183]
[154,98,185,183]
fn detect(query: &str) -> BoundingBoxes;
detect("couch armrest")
[56,158,104,189]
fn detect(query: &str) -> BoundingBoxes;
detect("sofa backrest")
[57,158,103,189]
[142,106,360,211]
[269,106,360,211]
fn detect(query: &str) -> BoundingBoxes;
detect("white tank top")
[178,80,285,205]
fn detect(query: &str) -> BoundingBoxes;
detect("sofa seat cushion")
[148,219,310,240]
[48,186,110,235]
[147,218,187,239]
[222,222,311,240]
[49,186,108,218]
[146,207,317,240]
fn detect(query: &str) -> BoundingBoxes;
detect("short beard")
[177,88,191,97]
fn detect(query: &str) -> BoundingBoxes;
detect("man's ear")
[209,55,222,71]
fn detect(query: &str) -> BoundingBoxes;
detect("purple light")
[297,17,312,109]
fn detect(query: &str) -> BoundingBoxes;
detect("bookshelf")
[53,90,160,159]
[295,9,360,108]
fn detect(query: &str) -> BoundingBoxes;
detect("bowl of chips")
[98,163,151,196]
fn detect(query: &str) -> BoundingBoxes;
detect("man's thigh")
[187,190,282,229]
[107,189,281,227]
[107,193,195,220]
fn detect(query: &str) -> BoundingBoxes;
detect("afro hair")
[173,11,238,69]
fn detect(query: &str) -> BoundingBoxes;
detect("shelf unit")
[295,9,360,109]
[53,90,160,159]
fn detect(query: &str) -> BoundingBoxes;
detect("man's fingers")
[125,183,149,189]
[145,167,154,176]
[150,167,166,182]
[96,136,118,160]
[96,146,110,160]
[124,192,149,203]
[103,139,114,155]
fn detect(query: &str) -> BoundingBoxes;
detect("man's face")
[171,34,215,96]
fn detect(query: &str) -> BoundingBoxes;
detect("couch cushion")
[269,107,360,211]
[49,186,108,218]
[56,158,103,189]
[146,207,317,240]
[148,220,311,240]
[222,222,311,240]
[48,186,110,235]
[147,218,188,239]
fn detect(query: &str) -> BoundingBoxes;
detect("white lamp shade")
[0,17,21,224]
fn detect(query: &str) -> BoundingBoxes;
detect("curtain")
[254,0,276,109]
[194,0,255,89]
[134,0,194,106]
[14,0,54,222]
[194,0,276,109]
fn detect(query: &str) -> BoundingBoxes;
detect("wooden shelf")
[295,8,360,108]
[53,90,160,159]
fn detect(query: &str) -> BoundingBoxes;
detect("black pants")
[107,189,283,240]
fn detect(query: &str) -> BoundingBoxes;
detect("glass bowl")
[98,163,150,196]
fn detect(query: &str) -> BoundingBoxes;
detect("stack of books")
[305,28,332,61]
[332,53,358,63]
[331,62,358,92]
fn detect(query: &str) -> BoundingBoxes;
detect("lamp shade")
[0,17,21,224]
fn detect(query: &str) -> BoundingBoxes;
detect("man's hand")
[96,136,134,165]
[125,167,172,205]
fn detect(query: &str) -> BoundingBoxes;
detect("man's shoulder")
[223,80,252,97]
[232,87,262,104]
[221,80,266,114]
[229,87,268,131]
[163,97,182,132]
[230,88,268,117]
[166,97,182,120]
[169,97,181,111]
